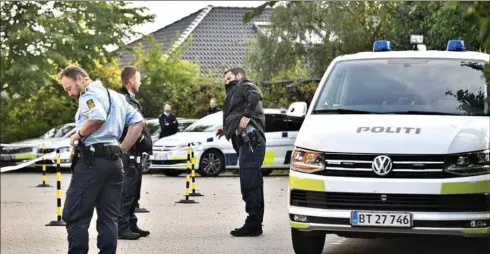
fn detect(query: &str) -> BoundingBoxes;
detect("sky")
[127,1,266,41]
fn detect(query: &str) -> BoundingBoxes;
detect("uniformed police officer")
[217,67,266,237]
[58,65,145,254]
[117,66,152,240]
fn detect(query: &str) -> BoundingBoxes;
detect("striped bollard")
[46,149,66,226]
[189,146,203,197]
[36,145,51,187]
[175,144,198,204]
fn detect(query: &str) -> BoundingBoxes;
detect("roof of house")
[118,5,271,77]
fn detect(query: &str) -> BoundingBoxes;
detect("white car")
[286,37,490,254]
[150,109,302,176]
[146,117,198,143]
[0,123,76,168]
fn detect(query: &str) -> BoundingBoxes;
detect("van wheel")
[198,150,224,177]
[291,228,326,254]
[262,169,273,176]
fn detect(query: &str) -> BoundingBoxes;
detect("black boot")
[132,226,150,237]
[118,229,141,240]
[230,223,263,237]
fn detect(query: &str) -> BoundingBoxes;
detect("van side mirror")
[286,102,308,118]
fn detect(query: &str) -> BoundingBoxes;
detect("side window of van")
[265,114,303,132]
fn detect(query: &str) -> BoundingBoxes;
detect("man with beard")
[217,67,266,237]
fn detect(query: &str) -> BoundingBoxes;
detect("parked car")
[142,117,198,173]
[146,118,198,143]
[150,109,302,176]
[0,123,76,168]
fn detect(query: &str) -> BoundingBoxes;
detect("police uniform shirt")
[75,80,144,146]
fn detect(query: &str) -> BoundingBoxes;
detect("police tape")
[0,143,40,148]
[0,151,58,173]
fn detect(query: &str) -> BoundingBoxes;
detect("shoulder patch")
[86,99,95,109]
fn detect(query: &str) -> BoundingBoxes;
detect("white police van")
[286,36,490,254]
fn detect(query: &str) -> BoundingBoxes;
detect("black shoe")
[118,230,141,240]
[132,226,150,237]
[230,224,263,237]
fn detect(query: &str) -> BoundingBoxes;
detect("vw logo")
[381,194,387,202]
[372,155,393,176]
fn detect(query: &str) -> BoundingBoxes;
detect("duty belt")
[78,143,122,159]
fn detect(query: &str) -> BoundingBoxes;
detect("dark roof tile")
[118,6,271,78]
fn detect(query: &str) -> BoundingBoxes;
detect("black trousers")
[118,154,142,232]
[62,157,123,254]
[237,140,266,226]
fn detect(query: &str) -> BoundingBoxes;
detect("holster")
[70,146,80,172]
[75,144,123,168]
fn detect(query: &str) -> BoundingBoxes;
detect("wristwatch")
[77,129,85,138]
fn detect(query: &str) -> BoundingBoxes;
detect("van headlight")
[290,147,324,173]
[445,150,490,176]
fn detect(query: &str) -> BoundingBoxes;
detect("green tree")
[0,1,154,143]
[131,36,219,119]
[244,1,483,83]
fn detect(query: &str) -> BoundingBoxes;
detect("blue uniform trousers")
[238,140,266,226]
[118,153,142,232]
[62,157,123,254]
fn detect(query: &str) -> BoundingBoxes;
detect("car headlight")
[445,150,490,176]
[179,142,202,149]
[57,146,72,153]
[290,147,324,173]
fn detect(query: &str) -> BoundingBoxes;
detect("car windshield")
[183,112,222,132]
[313,58,489,116]
[41,124,75,139]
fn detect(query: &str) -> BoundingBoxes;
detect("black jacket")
[119,88,153,154]
[199,107,220,118]
[159,113,178,138]
[223,78,266,151]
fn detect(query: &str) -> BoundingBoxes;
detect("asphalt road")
[1,172,488,254]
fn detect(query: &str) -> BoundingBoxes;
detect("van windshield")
[313,58,489,116]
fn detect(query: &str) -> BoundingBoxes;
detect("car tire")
[198,149,224,177]
[162,170,182,177]
[262,169,273,176]
[141,154,152,174]
[291,228,326,254]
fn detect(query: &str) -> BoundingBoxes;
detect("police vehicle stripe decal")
[263,150,275,165]
[225,154,238,166]
[440,180,489,194]
[289,175,325,191]
[284,150,292,164]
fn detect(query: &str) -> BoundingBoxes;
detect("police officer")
[217,67,266,237]
[58,65,145,253]
[117,66,152,240]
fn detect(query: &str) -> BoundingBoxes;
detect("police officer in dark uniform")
[58,65,145,254]
[117,66,153,240]
[217,67,266,237]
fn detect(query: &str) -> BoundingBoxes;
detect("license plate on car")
[154,152,168,160]
[351,211,412,228]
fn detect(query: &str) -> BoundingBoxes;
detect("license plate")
[154,152,168,160]
[351,211,412,228]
